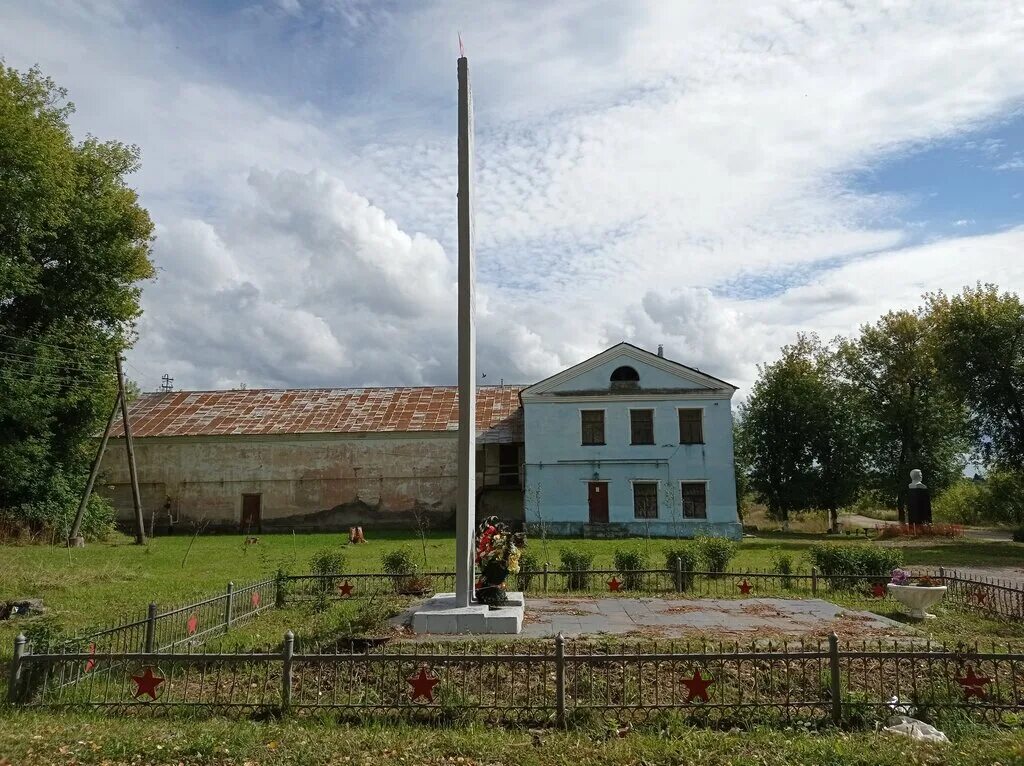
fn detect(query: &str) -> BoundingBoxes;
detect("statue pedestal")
[410,592,525,635]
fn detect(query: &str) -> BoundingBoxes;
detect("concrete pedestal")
[411,592,525,635]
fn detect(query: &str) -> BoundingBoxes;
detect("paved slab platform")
[394,597,907,641]
[409,592,525,634]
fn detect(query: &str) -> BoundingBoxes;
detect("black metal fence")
[9,633,1023,728]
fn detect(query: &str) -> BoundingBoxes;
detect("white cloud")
[2,1,1023,394]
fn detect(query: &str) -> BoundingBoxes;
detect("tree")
[736,335,865,529]
[837,310,969,520]
[927,284,1024,470]
[0,64,154,537]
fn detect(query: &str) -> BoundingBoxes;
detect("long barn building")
[100,344,742,538]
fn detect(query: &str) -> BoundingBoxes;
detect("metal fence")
[9,633,1023,728]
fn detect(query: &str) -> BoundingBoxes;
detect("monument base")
[410,592,525,634]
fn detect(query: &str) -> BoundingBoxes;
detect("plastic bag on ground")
[881,715,949,744]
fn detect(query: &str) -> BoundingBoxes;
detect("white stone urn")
[887,583,947,619]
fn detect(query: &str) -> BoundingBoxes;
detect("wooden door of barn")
[588,482,609,523]
[241,494,262,533]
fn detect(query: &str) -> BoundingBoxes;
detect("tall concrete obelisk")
[454,54,476,608]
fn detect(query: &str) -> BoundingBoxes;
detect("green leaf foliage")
[0,64,154,539]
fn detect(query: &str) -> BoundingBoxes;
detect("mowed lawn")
[3,529,1023,660]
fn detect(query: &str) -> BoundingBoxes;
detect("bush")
[516,551,539,591]
[665,546,702,592]
[613,548,648,590]
[771,551,794,590]
[696,536,737,575]
[1013,527,1024,543]
[559,548,595,591]
[806,543,902,590]
[934,480,987,525]
[310,548,346,577]
[382,548,419,594]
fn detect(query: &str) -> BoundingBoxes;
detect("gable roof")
[521,342,737,399]
[110,386,524,443]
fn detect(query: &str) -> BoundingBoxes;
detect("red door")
[241,494,262,533]
[588,482,609,523]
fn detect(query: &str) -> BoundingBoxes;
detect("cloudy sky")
[3,1,1023,394]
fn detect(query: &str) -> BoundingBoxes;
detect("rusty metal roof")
[110,386,524,443]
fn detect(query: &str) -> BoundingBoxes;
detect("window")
[678,408,703,444]
[633,482,659,519]
[498,444,520,487]
[581,410,605,445]
[630,409,654,445]
[610,365,640,382]
[681,482,707,519]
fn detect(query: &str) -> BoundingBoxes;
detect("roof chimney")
[657,344,664,358]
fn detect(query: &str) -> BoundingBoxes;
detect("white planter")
[887,584,947,619]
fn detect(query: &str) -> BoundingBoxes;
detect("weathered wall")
[98,432,521,532]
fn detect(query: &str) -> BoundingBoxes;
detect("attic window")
[610,366,640,383]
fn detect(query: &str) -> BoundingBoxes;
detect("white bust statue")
[908,469,925,489]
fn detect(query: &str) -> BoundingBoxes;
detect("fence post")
[144,602,158,653]
[828,632,842,727]
[7,634,27,704]
[275,571,286,608]
[543,562,549,594]
[811,568,818,596]
[938,566,945,584]
[675,558,683,593]
[224,581,235,632]
[281,630,294,714]
[554,632,566,727]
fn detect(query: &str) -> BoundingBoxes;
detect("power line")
[0,331,110,358]
[0,350,112,375]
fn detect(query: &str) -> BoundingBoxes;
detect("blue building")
[521,343,741,539]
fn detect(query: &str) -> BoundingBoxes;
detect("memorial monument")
[410,51,525,634]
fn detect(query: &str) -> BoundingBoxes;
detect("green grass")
[3,530,1022,659]
[0,711,1022,765]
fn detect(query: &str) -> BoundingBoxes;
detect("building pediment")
[520,343,736,402]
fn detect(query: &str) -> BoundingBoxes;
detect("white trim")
[522,391,733,403]
[521,343,737,399]
[578,407,607,446]
[675,406,706,445]
[627,406,656,446]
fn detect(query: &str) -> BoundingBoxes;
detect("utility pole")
[68,390,122,547]
[116,354,146,545]
[160,373,174,392]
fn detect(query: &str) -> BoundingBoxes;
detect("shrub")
[309,548,346,577]
[613,548,648,590]
[559,548,595,590]
[934,480,987,525]
[382,548,419,594]
[696,536,737,575]
[665,546,702,592]
[1013,527,1024,543]
[771,551,794,590]
[516,551,539,591]
[875,523,964,540]
[806,543,902,590]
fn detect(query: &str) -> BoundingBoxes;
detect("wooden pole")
[116,354,146,545]
[68,390,122,546]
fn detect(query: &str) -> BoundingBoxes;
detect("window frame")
[628,407,655,446]
[677,407,705,445]
[579,408,606,446]
[631,480,660,519]
[680,480,708,519]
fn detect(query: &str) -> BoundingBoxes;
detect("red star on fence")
[131,667,165,701]
[681,669,715,703]
[338,580,355,598]
[956,665,991,700]
[607,577,622,592]
[84,642,96,674]
[186,613,199,636]
[871,582,887,598]
[738,579,752,595]
[407,665,440,704]
[251,591,261,608]
[973,590,989,605]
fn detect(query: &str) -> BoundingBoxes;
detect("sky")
[2,0,1023,395]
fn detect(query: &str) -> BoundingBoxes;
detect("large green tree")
[736,335,865,529]
[927,284,1024,469]
[0,64,154,537]
[837,310,969,520]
